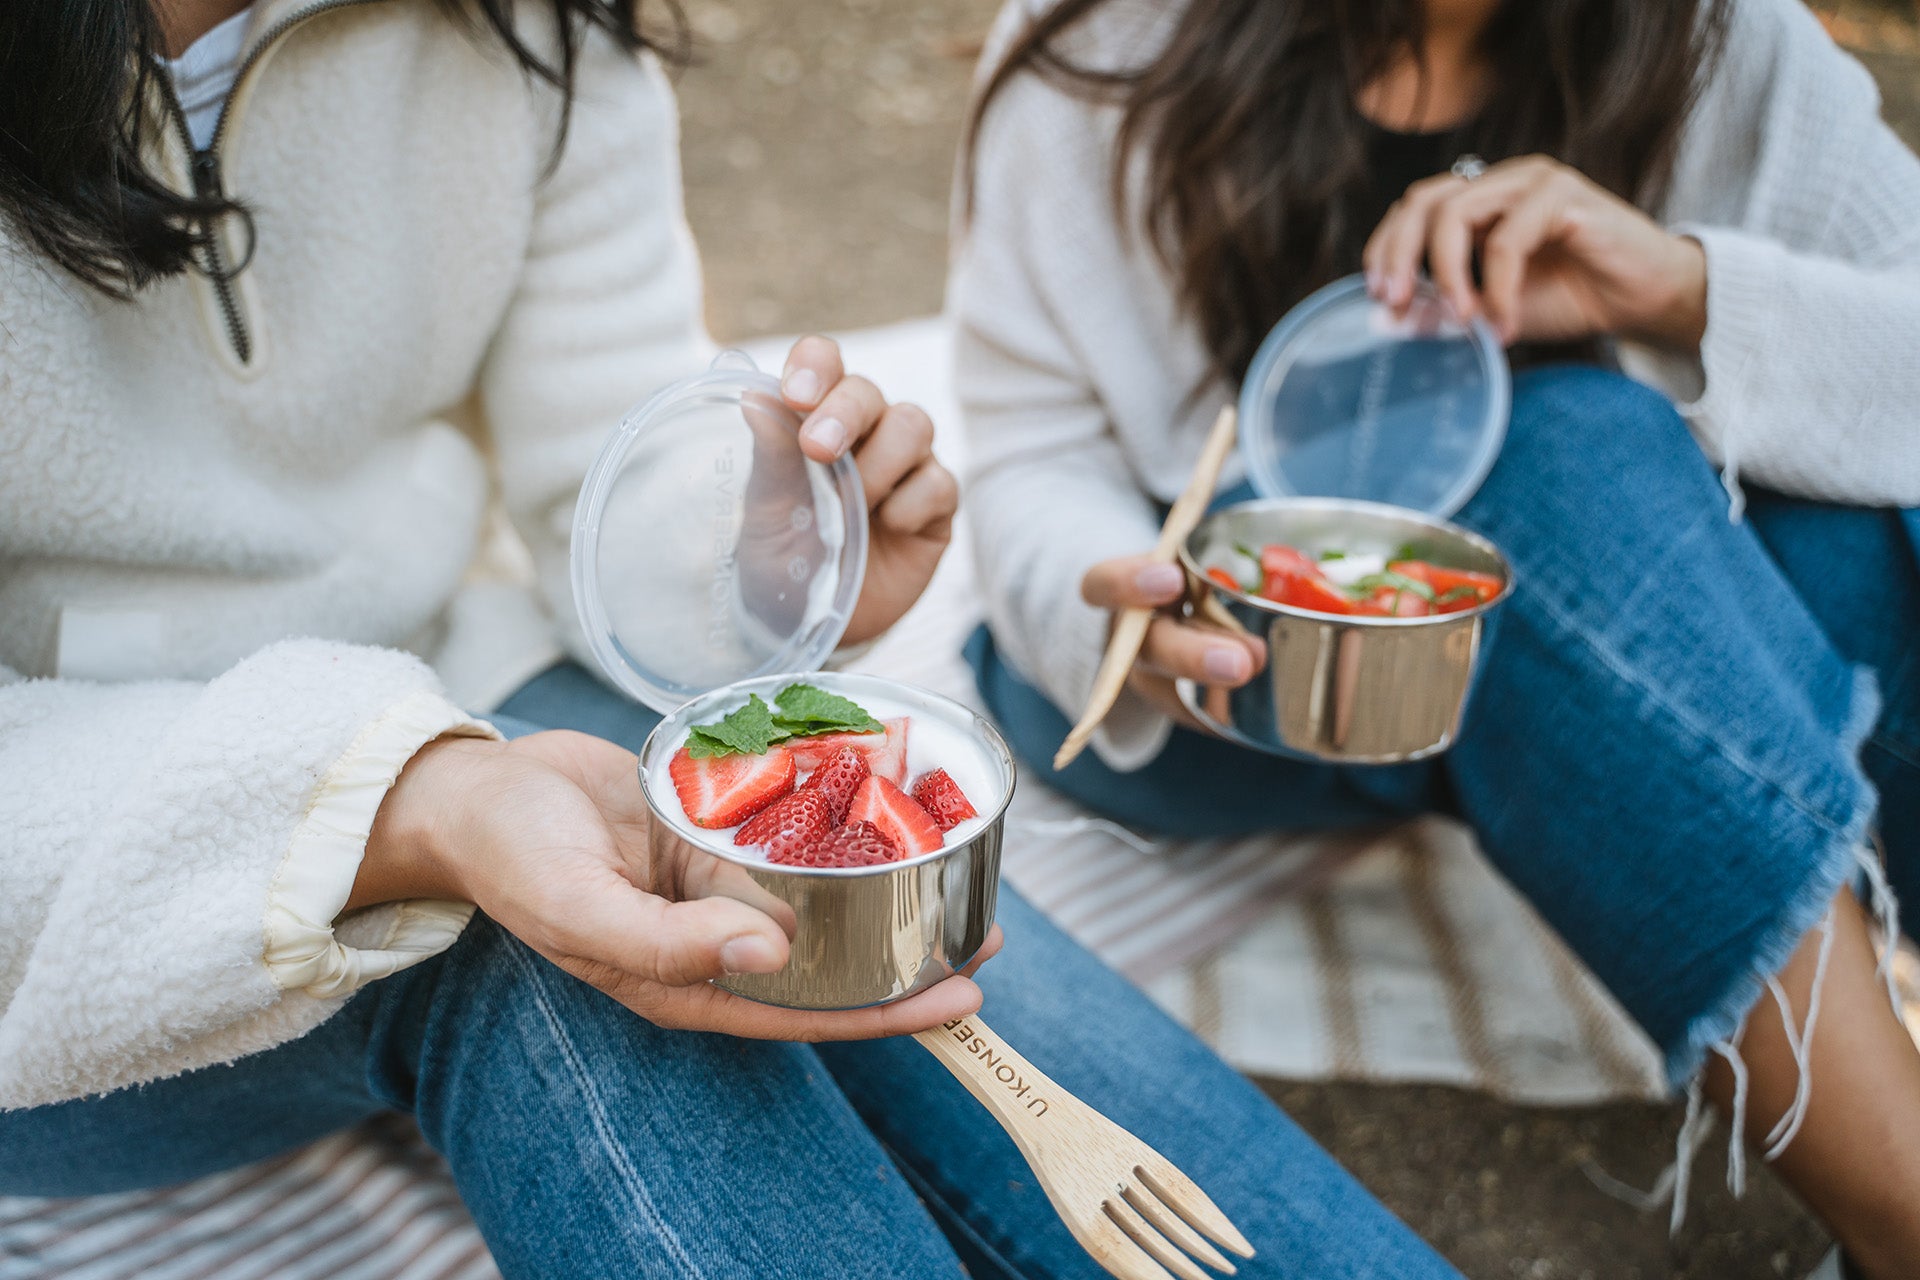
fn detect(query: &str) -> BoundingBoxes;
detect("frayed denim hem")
[1664,664,1887,1094]
[1600,665,1898,1232]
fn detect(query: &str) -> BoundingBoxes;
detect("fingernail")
[1366,269,1383,297]
[803,416,847,455]
[1203,645,1249,683]
[1135,563,1183,598]
[721,935,781,974]
[783,368,820,406]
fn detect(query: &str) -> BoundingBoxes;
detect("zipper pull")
[190,149,225,201]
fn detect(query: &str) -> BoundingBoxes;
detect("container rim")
[1178,495,1516,626]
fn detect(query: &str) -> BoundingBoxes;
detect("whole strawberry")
[910,768,978,833]
[770,820,900,869]
[804,746,870,825]
[735,790,833,862]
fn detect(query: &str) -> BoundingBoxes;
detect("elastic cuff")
[264,690,501,999]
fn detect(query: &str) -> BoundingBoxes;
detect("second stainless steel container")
[1176,497,1512,764]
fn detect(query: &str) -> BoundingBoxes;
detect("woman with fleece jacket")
[0,0,1471,1275]
[953,0,1919,1275]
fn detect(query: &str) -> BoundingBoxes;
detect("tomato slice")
[1261,544,1319,580]
[1255,543,1360,614]
[1388,560,1503,605]
[1205,567,1243,592]
[1270,572,1360,615]
[1365,586,1433,617]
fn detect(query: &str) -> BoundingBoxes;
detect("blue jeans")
[972,364,1919,1090]
[0,663,1459,1279]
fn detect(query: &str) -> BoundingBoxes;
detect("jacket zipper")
[155,0,384,365]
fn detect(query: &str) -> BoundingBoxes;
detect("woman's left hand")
[777,335,959,646]
[1363,155,1707,353]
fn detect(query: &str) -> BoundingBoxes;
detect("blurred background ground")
[674,3,1920,1276]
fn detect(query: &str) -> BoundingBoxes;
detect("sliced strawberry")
[669,746,797,829]
[734,789,834,861]
[787,717,909,785]
[910,768,978,832]
[847,775,944,857]
[1261,544,1319,580]
[769,820,900,869]
[802,746,870,824]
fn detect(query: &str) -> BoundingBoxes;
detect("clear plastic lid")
[570,351,868,712]
[1238,274,1510,517]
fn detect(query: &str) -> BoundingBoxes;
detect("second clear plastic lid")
[570,352,868,713]
[1238,274,1510,517]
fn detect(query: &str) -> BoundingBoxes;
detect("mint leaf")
[1435,585,1481,606]
[683,685,884,758]
[686,694,792,758]
[773,683,884,735]
[1318,549,1347,562]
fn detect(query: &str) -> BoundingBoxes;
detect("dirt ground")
[673,3,1920,1276]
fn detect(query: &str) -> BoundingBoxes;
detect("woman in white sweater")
[0,0,1480,1275]
[955,0,1920,1274]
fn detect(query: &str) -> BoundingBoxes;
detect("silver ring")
[1450,154,1488,181]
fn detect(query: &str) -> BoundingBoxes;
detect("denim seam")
[507,944,707,1280]
[1514,578,1882,1087]
[1521,572,1868,842]
[875,1133,1051,1280]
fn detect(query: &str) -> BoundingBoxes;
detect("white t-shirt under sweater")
[165,8,252,149]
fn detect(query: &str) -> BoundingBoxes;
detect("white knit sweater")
[0,0,711,1107]
[953,0,1920,771]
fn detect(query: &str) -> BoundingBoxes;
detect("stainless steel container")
[636,672,1015,1010]
[1176,497,1512,764]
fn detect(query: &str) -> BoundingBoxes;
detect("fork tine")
[1136,1165,1256,1259]
[1082,1210,1182,1280]
[1105,1197,1211,1280]
[1122,1183,1235,1274]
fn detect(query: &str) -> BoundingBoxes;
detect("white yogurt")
[647,677,1006,866]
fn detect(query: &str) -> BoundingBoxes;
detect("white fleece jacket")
[0,0,711,1107]
[954,0,1920,771]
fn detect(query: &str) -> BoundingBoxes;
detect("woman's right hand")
[356,730,996,1041]
[1081,555,1267,730]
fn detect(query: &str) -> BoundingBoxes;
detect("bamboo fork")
[1054,404,1240,770]
[916,1015,1256,1280]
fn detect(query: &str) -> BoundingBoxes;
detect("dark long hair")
[966,0,1728,381]
[0,0,685,298]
